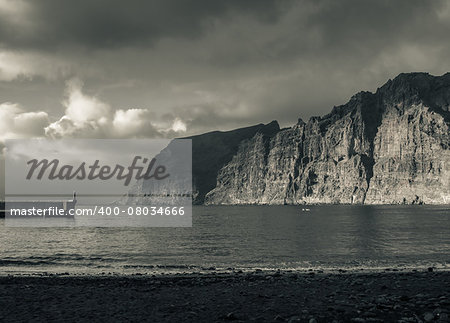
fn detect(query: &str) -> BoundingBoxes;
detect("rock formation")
[135,72,450,205]
[203,73,450,204]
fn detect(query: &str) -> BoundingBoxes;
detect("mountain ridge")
[138,72,449,205]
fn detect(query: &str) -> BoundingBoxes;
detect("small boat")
[301,208,311,212]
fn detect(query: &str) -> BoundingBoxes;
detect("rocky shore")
[1,270,449,322]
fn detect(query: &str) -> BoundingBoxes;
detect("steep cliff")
[204,72,450,205]
[186,121,280,204]
[364,73,450,204]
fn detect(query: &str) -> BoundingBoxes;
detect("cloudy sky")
[1,0,450,141]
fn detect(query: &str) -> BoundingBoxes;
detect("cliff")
[187,121,280,204]
[131,72,449,205]
[121,121,280,205]
[203,73,450,205]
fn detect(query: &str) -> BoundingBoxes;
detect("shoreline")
[1,264,450,277]
[1,262,449,278]
[1,269,449,322]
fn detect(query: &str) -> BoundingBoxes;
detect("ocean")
[0,205,449,275]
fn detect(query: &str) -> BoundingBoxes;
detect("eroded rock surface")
[204,73,450,205]
[131,73,450,205]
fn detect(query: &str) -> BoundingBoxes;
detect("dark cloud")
[1,0,450,137]
[305,0,446,54]
[0,0,283,50]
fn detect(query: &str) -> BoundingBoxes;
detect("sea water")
[0,205,449,275]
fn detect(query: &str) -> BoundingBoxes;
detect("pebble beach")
[1,269,449,322]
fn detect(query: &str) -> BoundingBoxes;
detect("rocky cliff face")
[186,121,280,204]
[204,73,450,205]
[131,73,450,204]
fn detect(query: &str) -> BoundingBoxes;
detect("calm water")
[1,205,449,275]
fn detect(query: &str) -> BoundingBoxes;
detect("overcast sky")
[1,0,450,141]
